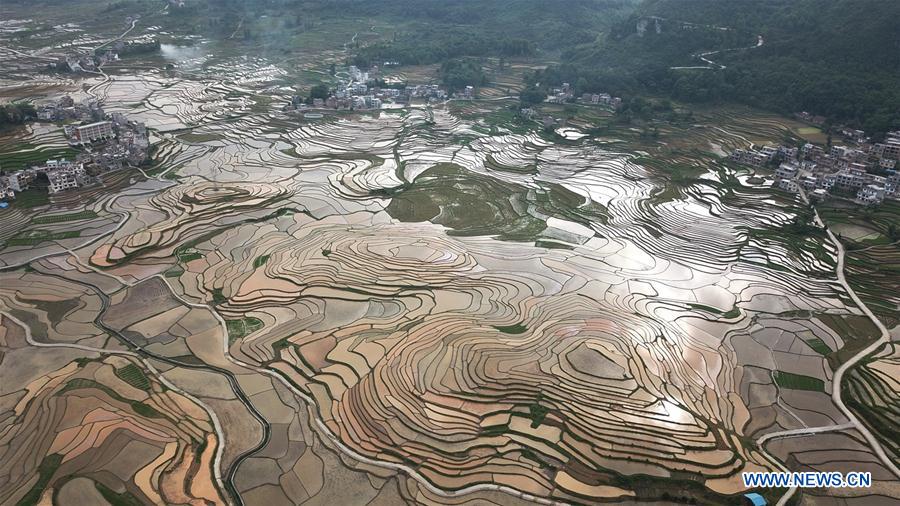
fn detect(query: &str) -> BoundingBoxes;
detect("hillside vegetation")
[533,0,900,136]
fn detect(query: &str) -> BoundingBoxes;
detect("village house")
[777,179,800,193]
[66,120,115,145]
[857,184,885,205]
[729,131,899,206]
[46,164,87,193]
[774,163,798,181]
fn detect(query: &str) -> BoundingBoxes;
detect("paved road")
[670,35,764,70]
[758,191,900,505]
[95,18,139,51]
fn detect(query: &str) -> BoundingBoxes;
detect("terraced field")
[1,13,898,506]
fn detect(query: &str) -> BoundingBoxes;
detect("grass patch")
[13,188,50,209]
[176,249,202,263]
[16,453,62,506]
[773,370,825,392]
[31,210,98,224]
[131,402,164,418]
[528,398,550,428]
[252,254,270,269]
[493,323,528,334]
[481,423,510,437]
[226,317,264,343]
[272,336,294,354]
[210,288,226,305]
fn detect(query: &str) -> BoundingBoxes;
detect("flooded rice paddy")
[1,54,896,506]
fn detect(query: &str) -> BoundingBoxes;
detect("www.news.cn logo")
[743,471,872,488]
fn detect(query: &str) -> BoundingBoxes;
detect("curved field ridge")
[0,59,887,505]
[107,108,872,503]
[92,181,292,266]
[0,347,223,505]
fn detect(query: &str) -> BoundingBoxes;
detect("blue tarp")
[744,493,767,506]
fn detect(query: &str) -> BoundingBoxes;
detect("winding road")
[670,35,764,70]
[758,190,900,505]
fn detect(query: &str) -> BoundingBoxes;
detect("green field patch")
[804,338,832,355]
[13,188,51,209]
[385,163,606,242]
[773,370,825,392]
[114,363,152,391]
[817,313,880,342]
[493,323,528,334]
[17,453,62,506]
[480,423,510,437]
[163,166,183,180]
[164,264,185,278]
[794,126,828,143]
[177,131,224,143]
[272,336,295,354]
[687,303,740,319]
[31,210,98,224]
[176,249,202,263]
[528,399,550,428]
[6,229,81,246]
[210,288,227,305]
[0,146,79,172]
[58,378,166,418]
[226,317,264,343]
[534,239,576,250]
[253,254,270,269]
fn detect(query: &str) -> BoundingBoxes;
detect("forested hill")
[628,0,899,71]
[159,0,897,135]
[535,0,900,136]
[336,0,635,66]
[171,0,633,64]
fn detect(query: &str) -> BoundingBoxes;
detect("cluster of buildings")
[65,120,115,145]
[729,145,785,168]
[731,130,900,205]
[36,95,102,122]
[284,65,458,113]
[48,54,108,74]
[546,82,574,104]
[0,101,149,200]
[543,83,623,109]
[517,108,566,131]
[47,33,159,74]
[1,159,88,196]
[793,111,826,126]
[581,92,622,109]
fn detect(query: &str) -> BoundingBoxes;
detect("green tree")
[519,87,546,107]
[306,84,330,104]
